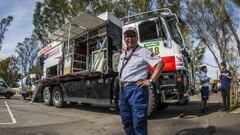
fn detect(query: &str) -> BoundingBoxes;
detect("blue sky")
[0,0,40,59]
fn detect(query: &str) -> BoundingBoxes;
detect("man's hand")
[136,79,151,88]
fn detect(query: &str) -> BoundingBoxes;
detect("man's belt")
[120,80,143,87]
[120,81,137,86]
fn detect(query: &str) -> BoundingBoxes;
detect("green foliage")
[0,57,21,87]
[0,16,13,50]
[184,0,240,71]
[15,36,39,74]
[132,0,151,12]
[33,0,70,45]
[231,0,240,7]
[32,0,159,46]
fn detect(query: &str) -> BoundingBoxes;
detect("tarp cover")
[49,12,106,41]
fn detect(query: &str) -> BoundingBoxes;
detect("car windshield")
[0,81,8,88]
[165,16,183,47]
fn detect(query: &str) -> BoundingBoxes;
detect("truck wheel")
[148,85,158,116]
[52,86,65,108]
[43,87,53,106]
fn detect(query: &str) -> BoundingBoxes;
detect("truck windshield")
[139,21,159,42]
[165,17,183,46]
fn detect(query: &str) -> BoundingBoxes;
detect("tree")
[0,16,13,50]
[220,0,240,56]
[0,57,21,87]
[132,0,151,12]
[184,0,239,71]
[15,36,40,75]
[33,1,70,46]
[32,0,162,46]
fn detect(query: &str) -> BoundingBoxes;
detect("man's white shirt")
[198,72,210,87]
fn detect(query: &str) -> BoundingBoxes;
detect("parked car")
[0,78,14,99]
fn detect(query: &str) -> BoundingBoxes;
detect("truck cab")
[122,9,192,110]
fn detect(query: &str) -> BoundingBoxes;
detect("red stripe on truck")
[148,56,176,72]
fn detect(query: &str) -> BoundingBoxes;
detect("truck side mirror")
[163,39,172,48]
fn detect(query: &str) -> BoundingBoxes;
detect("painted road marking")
[0,101,17,124]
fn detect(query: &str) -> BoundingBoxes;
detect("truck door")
[138,19,164,56]
[156,17,169,48]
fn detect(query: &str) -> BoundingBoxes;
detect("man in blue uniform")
[219,62,232,111]
[118,27,164,135]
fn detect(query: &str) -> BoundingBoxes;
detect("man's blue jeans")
[119,84,149,135]
[221,86,230,110]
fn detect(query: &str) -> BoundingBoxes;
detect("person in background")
[219,62,232,112]
[198,65,210,113]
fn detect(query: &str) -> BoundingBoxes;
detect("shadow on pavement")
[0,125,61,135]
[63,103,119,115]
[175,126,216,135]
[149,101,223,120]
[0,96,21,100]
[175,125,240,135]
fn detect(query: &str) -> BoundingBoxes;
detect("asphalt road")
[0,93,240,135]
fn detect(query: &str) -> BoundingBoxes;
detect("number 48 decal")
[149,46,160,55]
[144,41,160,55]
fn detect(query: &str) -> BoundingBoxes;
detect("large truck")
[36,9,192,116]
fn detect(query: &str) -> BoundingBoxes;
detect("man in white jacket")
[198,65,210,113]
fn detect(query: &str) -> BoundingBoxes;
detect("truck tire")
[52,86,65,108]
[43,87,52,106]
[148,85,158,116]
